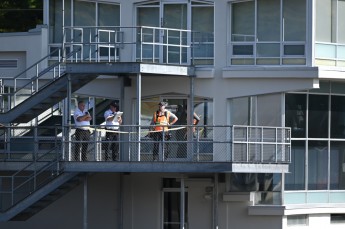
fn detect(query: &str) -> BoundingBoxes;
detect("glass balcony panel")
[315,43,336,59]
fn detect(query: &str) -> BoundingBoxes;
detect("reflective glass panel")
[308,95,329,138]
[308,141,328,190]
[331,96,345,138]
[285,94,306,138]
[330,141,345,190]
[285,141,305,190]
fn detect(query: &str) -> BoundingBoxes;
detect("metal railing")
[58,26,214,65]
[0,125,291,163]
[0,48,79,114]
[0,145,61,212]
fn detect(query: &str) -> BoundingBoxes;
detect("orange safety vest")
[153,111,170,131]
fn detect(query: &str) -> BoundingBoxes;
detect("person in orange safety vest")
[150,101,178,161]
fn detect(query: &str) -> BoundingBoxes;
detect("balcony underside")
[0,161,289,173]
[65,62,195,76]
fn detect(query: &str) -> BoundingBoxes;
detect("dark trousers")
[105,131,119,161]
[74,129,90,161]
[152,132,170,160]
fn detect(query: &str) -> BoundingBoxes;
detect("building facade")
[0,0,345,228]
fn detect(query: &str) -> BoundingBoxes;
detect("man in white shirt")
[73,100,92,161]
[104,102,122,161]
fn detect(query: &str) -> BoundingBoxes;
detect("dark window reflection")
[308,141,328,190]
[164,192,188,229]
[285,141,305,190]
[331,96,345,138]
[330,141,345,190]
[285,94,306,138]
[308,95,328,138]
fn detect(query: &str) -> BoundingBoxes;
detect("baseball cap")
[158,101,168,106]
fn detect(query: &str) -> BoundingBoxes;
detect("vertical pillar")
[180,176,185,229]
[136,73,142,161]
[83,175,88,229]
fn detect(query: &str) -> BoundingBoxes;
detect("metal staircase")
[0,48,96,221]
[0,48,98,124]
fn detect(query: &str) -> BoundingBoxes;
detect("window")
[287,215,308,226]
[136,1,214,65]
[163,178,188,229]
[330,142,345,190]
[315,0,345,65]
[308,95,328,138]
[285,141,305,190]
[331,214,345,224]
[230,93,282,126]
[230,0,306,66]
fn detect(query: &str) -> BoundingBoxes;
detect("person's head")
[78,100,86,110]
[110,102,119,112]
[158,101,168,111]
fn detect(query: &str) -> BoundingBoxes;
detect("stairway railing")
[0,146,62,212]
[0,48,81,114]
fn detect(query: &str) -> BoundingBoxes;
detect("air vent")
[0,59,18,68]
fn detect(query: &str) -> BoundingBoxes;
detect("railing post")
[196,126,200,162]
[231,126,234,162]
[261,127,264,163]
[246,126,249,163]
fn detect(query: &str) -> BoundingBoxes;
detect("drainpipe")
[214,173,219,229]
[136,73,141,161]
[181,176,185,229]
[83,174,88,229]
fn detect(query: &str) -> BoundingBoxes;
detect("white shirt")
[74,108,90,130]
[104,109,120,130]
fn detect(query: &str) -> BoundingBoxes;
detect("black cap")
[110,102,119,109]
[158,101,168,106]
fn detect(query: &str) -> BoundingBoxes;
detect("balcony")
[0,125,291,173]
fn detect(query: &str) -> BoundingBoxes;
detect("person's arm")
[169,112,178,125]
[77,111,92,122]
[193,113,200,125]
[105,110,115,121]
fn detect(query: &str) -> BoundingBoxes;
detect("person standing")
[151,101,178,161]
[104,102,122,161]
[73,100,92,161]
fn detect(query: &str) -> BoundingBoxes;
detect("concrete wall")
[0,25,48,78]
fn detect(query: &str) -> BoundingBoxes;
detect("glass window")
[315,0,332,42]
[338,0,345,43]
[49,0,71,43]
[331,96,345,138]
[231,1,255,41]
[283,0,306,41]
[74,1,95,26]
[284,45,305,56]
[137,6,159,27]
[163,192,188,229]
[287,215,308,226]
[257,44,280,57]
[331,82,345,94]
[192,6,214,65]
[308,95,329,138]
[308,141,328,190]
[285,141,305,190]
[330,142,345,190]
[230,97,250,125]
[331,214,345,224]
[257,0,280,42]
[285,94,306,138]
[98,3,120,26]
[257,94,282,126]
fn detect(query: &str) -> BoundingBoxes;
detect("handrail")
[0,145,61,212]
[0,124,291,163]
[0,48,82,113]
[10,48,62,81]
